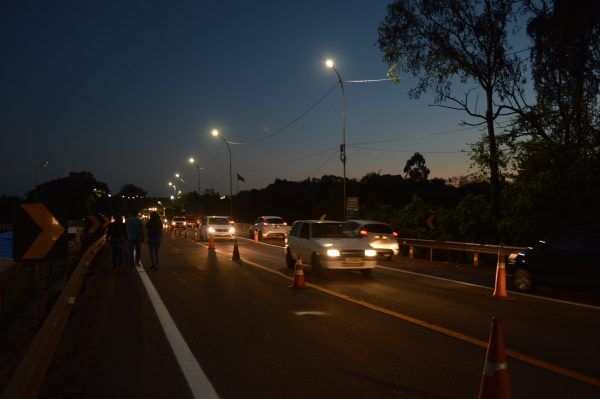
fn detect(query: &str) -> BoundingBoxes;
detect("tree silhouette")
[378,0,527,217]
[404,153,430,182]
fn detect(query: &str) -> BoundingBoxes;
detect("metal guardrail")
[1,236,106,399]
[397,238,527,266]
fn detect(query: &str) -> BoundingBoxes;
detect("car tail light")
[359,229,368,236]
[393,232,398,237]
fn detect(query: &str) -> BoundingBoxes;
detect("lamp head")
[189,157,195,164]
[325,59,334,68]
[168,182,172,186]
[211,129,219,137]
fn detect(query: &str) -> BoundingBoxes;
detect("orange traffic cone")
[231,239,241,261]
[208,236,215,251]
[289,256,307,289]
[491,245,512,300]
[478,316,511,399]
[253,230,259,243]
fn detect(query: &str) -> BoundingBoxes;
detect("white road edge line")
[136,264,220,399]
[376,264,600,311]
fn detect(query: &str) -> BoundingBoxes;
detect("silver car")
[249,216,288,240]
[342,220,399,259]
[200,216,235,240]
[286,220,377,275]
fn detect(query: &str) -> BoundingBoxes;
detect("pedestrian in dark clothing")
[106,214,127,269]
[146,211,163,270]
[126,212,144,267]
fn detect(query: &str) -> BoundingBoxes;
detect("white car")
[342,220,399,259]
[200,216,235,240]
[286,220,377,275]
[249,216,288,240]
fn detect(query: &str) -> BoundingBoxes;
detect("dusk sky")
[1,1,530,197]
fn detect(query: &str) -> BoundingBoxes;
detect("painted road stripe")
[237,236,286,250]
[136,264,220,399]
[376,265,600,311]
[198,242,600,388]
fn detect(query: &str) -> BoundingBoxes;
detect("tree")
[514,0,600,147]
[403,152,430,182]
[378,0,526,218]
[27,171,110,218]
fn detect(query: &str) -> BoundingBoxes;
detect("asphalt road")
[128,231,600,398]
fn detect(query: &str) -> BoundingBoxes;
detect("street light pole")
[212,129,233,219]
[188,157,204,195]
[326,59,347,221]
[33,161,49,198]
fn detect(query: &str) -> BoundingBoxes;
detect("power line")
[308,149,339,177]
[350,145,466,154]
[251,82,340,143]
[349,126,480,146]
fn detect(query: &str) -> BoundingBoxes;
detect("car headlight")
[171,221,176,225]
[183,221,187,226]
[326,249,340,257]
[365,249,377,257]
[229,227,235,234]
[208,227,215,233]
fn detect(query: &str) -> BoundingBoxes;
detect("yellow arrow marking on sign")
[87,215,100,234]
[21,204,65,259]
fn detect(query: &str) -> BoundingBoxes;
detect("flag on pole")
[237,174,245,182]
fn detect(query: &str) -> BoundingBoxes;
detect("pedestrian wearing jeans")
[125,212,144,267]
[106,213,126,269]
[146,211,163,270]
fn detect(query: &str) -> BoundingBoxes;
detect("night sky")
[1,1,519,197]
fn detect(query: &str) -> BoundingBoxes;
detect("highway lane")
[142,233,599,398]
[216,237,600,379]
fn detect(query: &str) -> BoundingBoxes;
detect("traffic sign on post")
[13,202,68,262]
[347,196,359,220]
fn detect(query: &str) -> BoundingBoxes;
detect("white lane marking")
[196,239,600,311]
[136,264,220,399]
[293,311,328,316]
[237,237,286,250]
[376,264,600,311]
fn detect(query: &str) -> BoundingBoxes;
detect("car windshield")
[173,216,185,221]
[311,223,348,238]
[208,217,229,225]
[365,224,393,234]
[265,218,284,224]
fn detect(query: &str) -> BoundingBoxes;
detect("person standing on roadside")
[106,213,126,269]
[146,211,163,270]
[125,211,144,267]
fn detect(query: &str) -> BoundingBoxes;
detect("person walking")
[106,213,126,270]
[146,211,163,270]
[125,211,144,267]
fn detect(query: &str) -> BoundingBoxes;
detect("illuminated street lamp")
[188,157,205,194]
[174,173,186,184]
[34,160,49,192]
[211,129,233,219]
[325,58,347,220]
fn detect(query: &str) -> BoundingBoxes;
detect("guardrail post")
[473,252,479,267]
[0,278,6,317]
[429,248,433,261]
[409,246,414,259]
